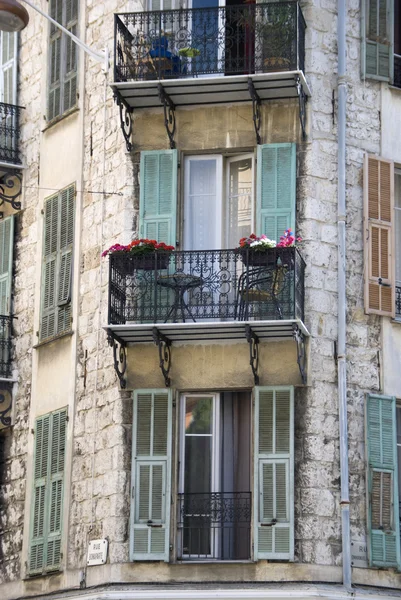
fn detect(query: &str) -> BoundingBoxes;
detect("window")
[130,387,294,563]
[362,0,401,86]
[40,185,75,341]
[0,32,17,105]
[48,0,78,121]
[139,144,296,250]
[366,394,400,568]
[29,408,67,575]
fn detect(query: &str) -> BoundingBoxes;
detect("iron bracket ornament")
[158,84,176,150]
[108,332,127,389]
[153,327,172,387]
[245,324,259,385]
[296,76,307,140]
[115,92,133,152]
[292,323,307,384]
[248,78,261,145]
[0,384,12,428]
[0,171,22,210]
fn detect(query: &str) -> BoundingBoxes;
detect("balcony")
[112,2,309,112]
[107,246,306,340]
[396,285,401,319]
[177,492,252,560]
[0,315,12,379]
[0,102,22,167]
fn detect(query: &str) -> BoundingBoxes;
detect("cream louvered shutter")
[364,154,395,317]
[254,386,294,560]
[130,389,172,562]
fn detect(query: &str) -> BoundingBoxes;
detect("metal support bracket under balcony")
[248,78,261,145]
[292,323,307,384]
[245,324,259,385]
[153,327,172,387]
[108,331,127,389]
[0,170,22,210]
[115,91,133,152]
[158,84,176,150]
[296,76,307,140]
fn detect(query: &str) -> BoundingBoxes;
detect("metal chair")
[236,263,286,321]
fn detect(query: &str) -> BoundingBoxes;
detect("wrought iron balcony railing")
[0,103,22,165]
[395,54,401,89]
[114,2,306,82]
[0,315,13,378]
[177,491,251,560]
[108,247,305,326]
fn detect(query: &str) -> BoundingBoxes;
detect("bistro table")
[157,273,202,322]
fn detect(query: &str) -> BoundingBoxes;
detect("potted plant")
[102,238,175,273]
[237,230,301,267]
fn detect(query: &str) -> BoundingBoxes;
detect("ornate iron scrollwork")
[115,93,133,152]
[292,323,307,384]
[158,84,176,150]
[248,78,261,145]
[153,327,172,387]
[0,171,22,210]
[245,324,259,385]
[296,76,307,140]
[108,333,127,389]
[0,384,12,428]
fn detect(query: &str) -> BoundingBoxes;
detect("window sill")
[42,106,79,133]
[391,317,401,325]
[388,84,401,93]
[175,559,255,564]
[34,330,74,349]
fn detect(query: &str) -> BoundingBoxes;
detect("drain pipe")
[337,0,352,589]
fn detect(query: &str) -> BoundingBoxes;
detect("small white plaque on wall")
[351,540,368,568]
[87,538,108,566]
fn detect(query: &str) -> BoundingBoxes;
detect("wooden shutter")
[256,143,296,243]
[363,154,395,316]
[63,0,78,113]
[254,386,294,560]
[57,186,74,334]
[0,215,14,315]
[29,409,67,574]
[48,0,62,121]
[41,185,75,341]
[139,150,178,246]
[366,394,400,568]
[130,389,172,562]
[361,0,393,81]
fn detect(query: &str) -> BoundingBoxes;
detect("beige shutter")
[364,154,395,316]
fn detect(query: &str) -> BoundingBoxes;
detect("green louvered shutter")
[366,394,400,568]
[30,414,51,574]
[0,215,14,316]
[256,144,296,243]
[40,186,75,341]
[130,389,172,562]
[362,0,393,81]
[48,0,62,121]
[139,150,178,246]
[63,0,78,113]
[47,410,66,570]
[57,186,74,335]
[254,386,294,560]
[41,195,59,340]
[29,409,67,575]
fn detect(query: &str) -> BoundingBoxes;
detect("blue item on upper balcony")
[149,35,182,77]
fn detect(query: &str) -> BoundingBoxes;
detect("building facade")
[0,0,401,598]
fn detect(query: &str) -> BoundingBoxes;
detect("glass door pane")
[395,172,401,286]
[180,394,219,558]
[225,156,253,249]
[184,156,222,250]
